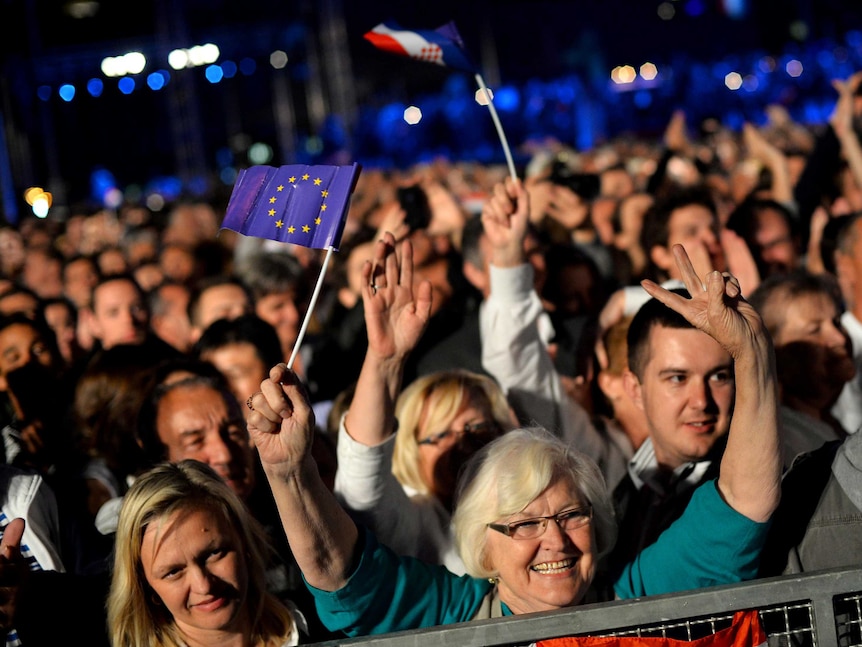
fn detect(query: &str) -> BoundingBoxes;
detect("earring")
[488,576,499,584]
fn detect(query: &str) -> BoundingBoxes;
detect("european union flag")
[220,163,361,250]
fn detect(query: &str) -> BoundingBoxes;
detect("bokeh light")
[724,71,743,90]
[403,106,423,125]
[475,88,494,105]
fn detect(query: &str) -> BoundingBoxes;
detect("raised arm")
[480,178,560,432]
[343,232,432,446]
[830,71,862,194]
[480,179,613,469]
[743,122,794,207]
[250,367,358,591]
[641,245,781,522]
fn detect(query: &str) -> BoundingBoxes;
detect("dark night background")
[0,0,861,216]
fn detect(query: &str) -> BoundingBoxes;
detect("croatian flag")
[364,21,476,73]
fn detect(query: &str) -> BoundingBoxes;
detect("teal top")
[309,480,769,637]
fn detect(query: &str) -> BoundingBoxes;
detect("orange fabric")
[537,610,767,647]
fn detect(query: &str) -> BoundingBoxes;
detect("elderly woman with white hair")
[247,187,780,636]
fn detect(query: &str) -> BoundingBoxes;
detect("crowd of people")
[0,66,860,646]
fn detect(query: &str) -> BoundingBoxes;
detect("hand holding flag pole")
[220,163,361,370]
[364,21,517,181]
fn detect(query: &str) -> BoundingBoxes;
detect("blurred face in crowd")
[193,285,252,336]
[140,505,249,641]
[412,258,453,318]
[752,207,798,277]
[613,193,653,254]
[600,167,635,200]
[90,278,149,349]
[771,292,855,404]
[198,342,267,421]
[0,323,55,387]
[0,292,39,319]
[485,478,596,615]
[63,257,99,309]
[43,301,79,365]
[160,245,197,284]
[653,204,725,280]
[155,382,255,500]
[97,247,128,276]
[626,325,734,470]
[151,283,193,353]
[133,263,164,292]
[22,250,63,299]
[0,229,25,278]
[255,292,300,355]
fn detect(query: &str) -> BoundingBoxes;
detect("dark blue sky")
[1,0,861,207]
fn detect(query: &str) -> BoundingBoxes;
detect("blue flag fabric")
[364,21,477,74]
[220,163,361,250]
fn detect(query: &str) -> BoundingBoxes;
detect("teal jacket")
[309,480,770,637]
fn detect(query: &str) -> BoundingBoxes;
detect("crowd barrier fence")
[308,567,862,647]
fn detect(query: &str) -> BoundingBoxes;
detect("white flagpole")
[287,245,335,370]
[475,72,517,181]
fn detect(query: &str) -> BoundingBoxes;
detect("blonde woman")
[333,232,515,574]
[107,460,300,647]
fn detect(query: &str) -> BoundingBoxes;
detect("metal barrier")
[308,568,862,647]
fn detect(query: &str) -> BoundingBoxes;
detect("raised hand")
[372,201,410,243]
[743,122,781,165]
[641,244,766,360]
[481,177,530,267]
[247,365,316,479]
[251,366,360,592]
[361,232,433,363]
[830,71,862,140]
[664,110,692,155]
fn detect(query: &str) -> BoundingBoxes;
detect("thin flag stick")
[287,245,335,370]
[475,72,517,181]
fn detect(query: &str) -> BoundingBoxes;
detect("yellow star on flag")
[301,174,310,181]
[320,204,327,211]
[277,185,284,191]
[275,220,284,228]
[269,196,277,203]
[321,190,329,197]
[302,225,311,233]
[288,176,296,183]
[315,217,321,225]
[268,209,276,216]
[313,177,322,185]
[288,226,296,233]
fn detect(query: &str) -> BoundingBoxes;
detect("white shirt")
[832,311,862,434]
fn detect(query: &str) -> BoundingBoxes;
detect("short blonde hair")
[107,460,295,647]
[453,428,617,579]
[392,370,513,495]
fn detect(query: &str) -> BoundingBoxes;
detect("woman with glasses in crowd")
[246,207,782,636]
[332,232,516,574]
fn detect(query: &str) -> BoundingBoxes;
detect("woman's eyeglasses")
[417,421,499,446]
[488,505,592,540]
